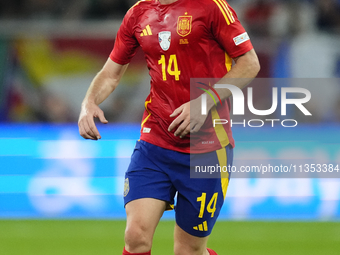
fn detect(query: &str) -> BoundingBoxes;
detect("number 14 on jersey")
[158,54,181,81]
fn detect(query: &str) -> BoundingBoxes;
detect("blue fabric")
[124,140,233,237]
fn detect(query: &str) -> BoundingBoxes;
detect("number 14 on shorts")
[197,192,218,218]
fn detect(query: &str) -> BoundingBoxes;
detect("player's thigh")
[174,223,209,255]
[175,177,225,238]
[174,146,233,238]
[125,198,167,240]
[124,140,177,207]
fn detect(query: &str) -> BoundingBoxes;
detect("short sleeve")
[210,0,253,58]
[109,9,140,65]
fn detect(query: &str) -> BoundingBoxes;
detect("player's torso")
[129,0,235,153]
[131,0,228,105]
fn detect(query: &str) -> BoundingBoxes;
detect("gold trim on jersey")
[224,1,235,22]
[129,1,141,10]
[129,0,152,11]
[212,0,235,25]
[177,16,193,37]
[211,107,230,148]
[216,147,229,199]
[211,106,230,199]
[217,0,235,22]
[141,98,152,128]
[225,52,232,72]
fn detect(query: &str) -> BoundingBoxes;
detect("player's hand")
[168,98,207,138]
[78,102,108,140]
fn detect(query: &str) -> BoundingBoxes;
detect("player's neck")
[158,0,179,5]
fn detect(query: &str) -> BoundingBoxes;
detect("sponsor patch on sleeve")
[233,32,250,46]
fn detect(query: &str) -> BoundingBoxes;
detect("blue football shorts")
[124,140,233,237]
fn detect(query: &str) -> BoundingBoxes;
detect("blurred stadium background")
[0,0,340,254]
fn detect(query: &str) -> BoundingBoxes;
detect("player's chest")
[134,7,208,55]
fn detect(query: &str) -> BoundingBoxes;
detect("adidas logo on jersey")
[140,25,153,36]
[193,221,208,231]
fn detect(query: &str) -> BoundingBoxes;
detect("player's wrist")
[82,97,97,107]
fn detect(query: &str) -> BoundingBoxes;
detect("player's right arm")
[78,59,128,140]
[79,4,139,140]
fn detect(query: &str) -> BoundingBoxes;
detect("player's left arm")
[168,49,260,138]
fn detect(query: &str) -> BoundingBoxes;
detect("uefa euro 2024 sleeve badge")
[124,178,129,197]
[158,31,171,51]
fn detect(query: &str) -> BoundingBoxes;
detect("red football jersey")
[110,0,253,153]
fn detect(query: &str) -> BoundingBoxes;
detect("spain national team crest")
[124,178,129,197]
[177,16,192,37]
[158,31,171,51]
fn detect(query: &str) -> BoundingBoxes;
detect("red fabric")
[110,0,253,153]
[207,248,218,255]
[123,247,151,255]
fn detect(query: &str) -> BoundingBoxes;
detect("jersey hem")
[109,55,130,65]
[140,137,234,154]
[228,46,253,59]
